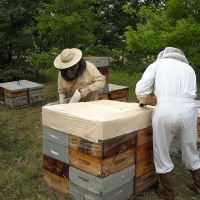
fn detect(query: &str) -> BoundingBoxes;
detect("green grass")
[0,69,200,199]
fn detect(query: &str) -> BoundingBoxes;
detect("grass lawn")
[0,68,200,199]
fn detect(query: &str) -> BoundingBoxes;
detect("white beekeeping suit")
[135,47,200,199]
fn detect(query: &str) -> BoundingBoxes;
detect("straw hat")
[54,48,82,69]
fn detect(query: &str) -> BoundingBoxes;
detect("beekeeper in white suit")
[135,47,200,200]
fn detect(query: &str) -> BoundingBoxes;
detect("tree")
[124,0,200,72]
[0,0,41,81]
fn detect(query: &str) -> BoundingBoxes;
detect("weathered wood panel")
[136,142,153,163]
[29,92,43,104]
[69,165,135,195]
[69,132,136,159]
[137,127,152,146]
[43,139,69,164]
[135,157,155,177]
[43,169,69,195]
[43,126,68,147]
[43,154,69,178]
[69,181,133,200]
[69,148,135,177]
[4,89,27,97]
[135,171,158,194]
[109,89,128,99]
[4,96,28,107]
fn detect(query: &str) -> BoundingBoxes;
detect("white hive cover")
[42,100,153,142]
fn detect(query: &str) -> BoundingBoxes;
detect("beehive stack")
[135,127,158,193]
[42,100,157,198]
[0,81,28,107]
[42,127,69,195]
[0,80,44,107]
[84,57,129,102]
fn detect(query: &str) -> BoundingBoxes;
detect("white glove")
[79,87,91,98]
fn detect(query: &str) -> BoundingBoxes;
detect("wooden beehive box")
[84,56,109,83]
[0,81,28,107]
[43,127,69,164]
[43,169,69,195]
[135,127,158,194]
[108,84,129,102]
[69,131,136,177]
[69,180,133,200]
[43,127,69,194]
[18,80,44,104]
[69,165,135,198]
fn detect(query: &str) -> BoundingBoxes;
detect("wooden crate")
[135,171,158,194]
[43,154,69,178]
[135,157,155,177]
[43,169,69,195]
[69,165,135,195]
[43,126,68,147]
[43,138,69,164]
[18,80,44,104]
[137,127,152,146]
[4,89,27,98]
[69,180,134,200]
[69,148,135,177]
[69,132,137,159]
[108,84,128,100]
[4,95,28,107]
[136,142,153,163]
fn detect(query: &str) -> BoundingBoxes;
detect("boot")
[155,172,175,200]
[187,169,200,194]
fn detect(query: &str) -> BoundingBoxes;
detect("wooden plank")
[29,93,43,104]
[43,139,69,164]
[137,127,152,146]
[69,181,134,200]
[136,157,155,177]
[43,126,68,147]
[4,89,27,97]
[69,132,136,159]
[136,142,153,163]
[4,96,28,107]
[135,171,158,193]
[84,57,109,68]
[43,154,69,178]
[69,148,135,177]
[109,89,128,99]
[43,169,69,195]
[69,165,135,195]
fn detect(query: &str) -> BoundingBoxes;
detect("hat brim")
[54,48,82,69]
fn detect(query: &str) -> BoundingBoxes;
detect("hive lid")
[0,81,28,92]
[42,100,153,143]
[84,56,109,68]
